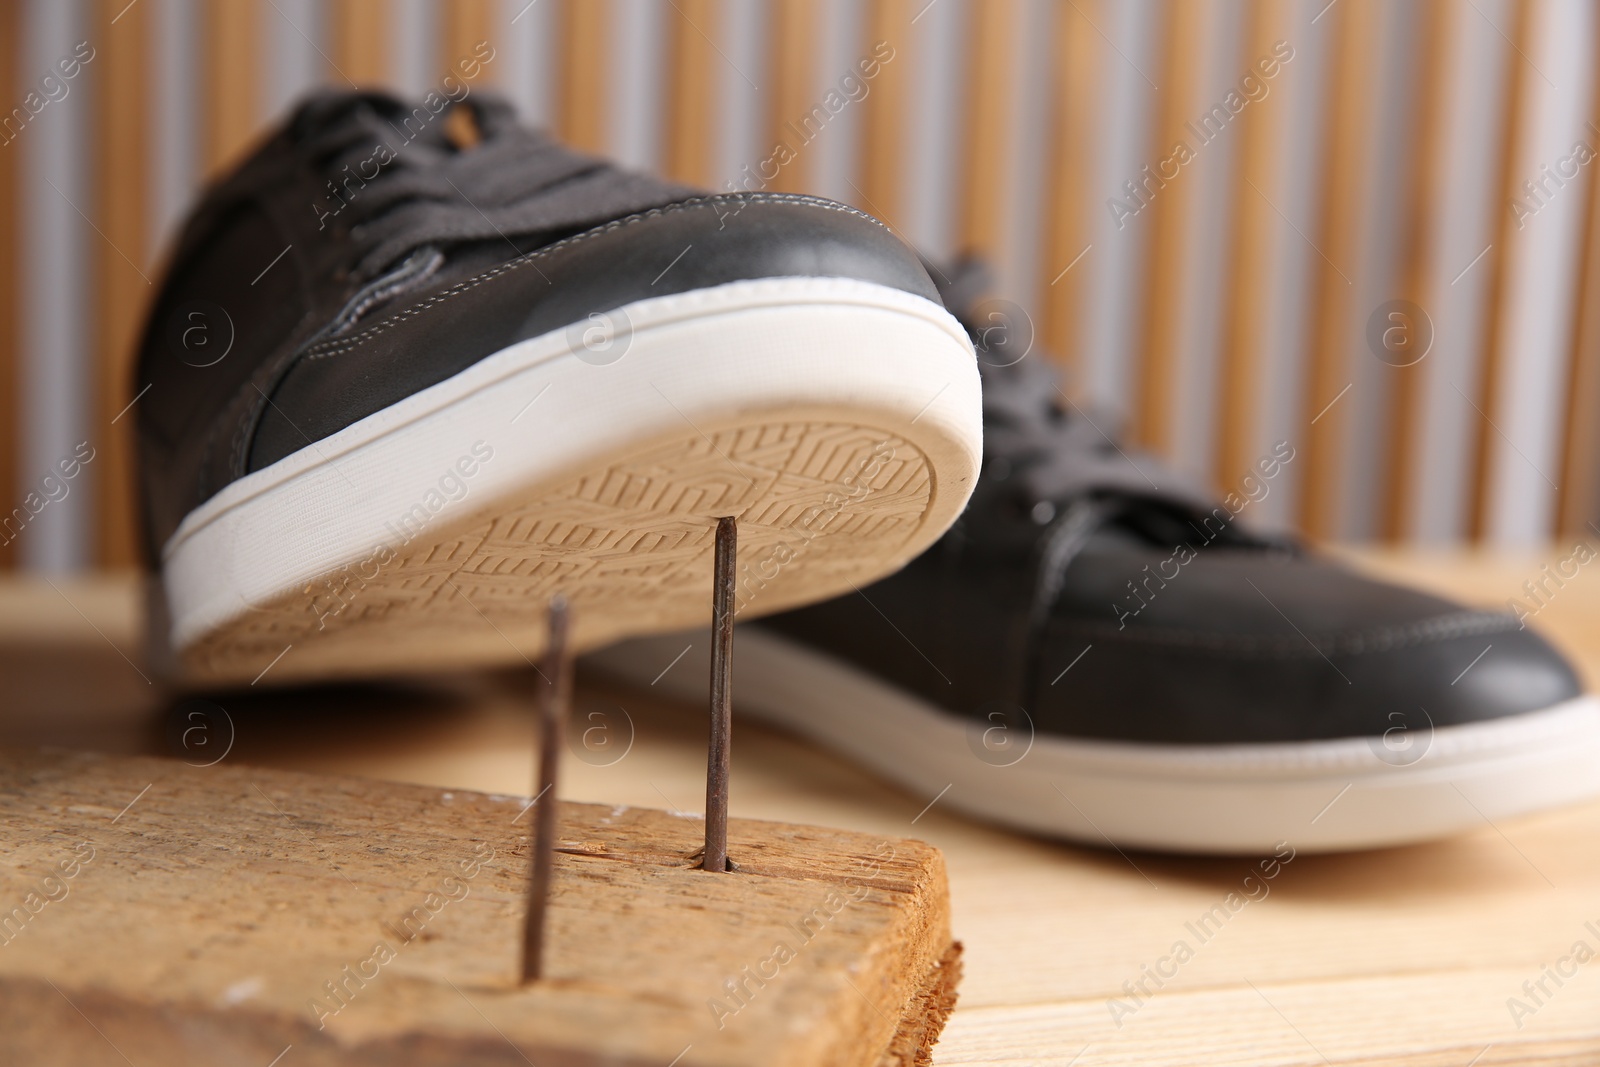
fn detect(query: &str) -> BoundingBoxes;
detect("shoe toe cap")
[1039,553,1586,744]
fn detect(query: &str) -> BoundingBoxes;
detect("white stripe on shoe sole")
[586,627,1600,854]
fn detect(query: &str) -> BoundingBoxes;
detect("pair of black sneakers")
[138,91,1600,853]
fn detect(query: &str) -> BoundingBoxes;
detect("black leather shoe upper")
[133,91,939,556]
[764,260,1584,746]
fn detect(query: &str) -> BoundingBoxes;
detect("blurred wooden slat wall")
[334,0,391,84]
[1298,0,1377,540]
[1468,0,1536,541]
[90,0,149,568]
[663,0,716,186]
[2,0,1599,573]
[1379,0,1451,543]
[1132,0,1211,455]
[1039,0,1098,396]
[0,0,16,570]
[557,0,607,153]
[763,0,814,194]
[857,0,914,232]
[203,0,260,174]
[1214,0,1284,492]
[1558,21,1600,540]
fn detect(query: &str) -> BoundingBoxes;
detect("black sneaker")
[590,259,1600,853]
[136,92,981,687]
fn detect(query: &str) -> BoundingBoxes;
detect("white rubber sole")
[586,627,1600,854]
[158,277,981,686]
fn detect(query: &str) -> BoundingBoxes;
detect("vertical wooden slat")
[1039,0,1099,386]
[556,0,608,153]
[203,0,261,174]
[92,0,150,568]
[663,0,718,186]
[856,0,914,230]
[957,0,1016,258]
[764,0,816,193]
[1467,0,1534,541]
[0,0,18,569]
[1129,0,1209,454]
[1378,0,1452,542]
[1213,0,1278,487]
[1554,12,1600,540]
[1297,0,1377,540]
[332,0,390,85]
[441,0,493,81]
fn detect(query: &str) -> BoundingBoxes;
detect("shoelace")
[290,92,697,282]
[183,90,694,291]
[929,257,1289,698]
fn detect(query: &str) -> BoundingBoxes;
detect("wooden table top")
[2,548,1598,1066]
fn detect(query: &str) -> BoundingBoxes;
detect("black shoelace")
[929,257,1289,697]
[288,92,696,282]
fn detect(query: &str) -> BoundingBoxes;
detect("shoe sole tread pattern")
[160,277,981,687]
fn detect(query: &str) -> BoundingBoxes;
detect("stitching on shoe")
[298,193,884,363]
[1057,610,1523,658]
[214,192,883,498]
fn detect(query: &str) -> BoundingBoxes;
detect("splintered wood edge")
[0,748,959,1067]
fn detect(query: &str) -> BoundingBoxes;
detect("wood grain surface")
[0,748,957,1067]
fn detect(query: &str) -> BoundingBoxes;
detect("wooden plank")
[1128,0,1209,454]
[1212,0,1282,490]
[855,0,914,231]
[1466,0,1535,542]
[202,0,261,175]
[957,0,1015,260]
[331,0,390,86]
[764,0,816,194]
[1378,0,1452,543]
[664,0,719,188]
[0,0,18,569]
[0,748,959,1066]
[555,0,608,154]
[1553,13,1600,539]
[1296,0,1378,539]
[91,0,150,570]
[1038,0,1100,385]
